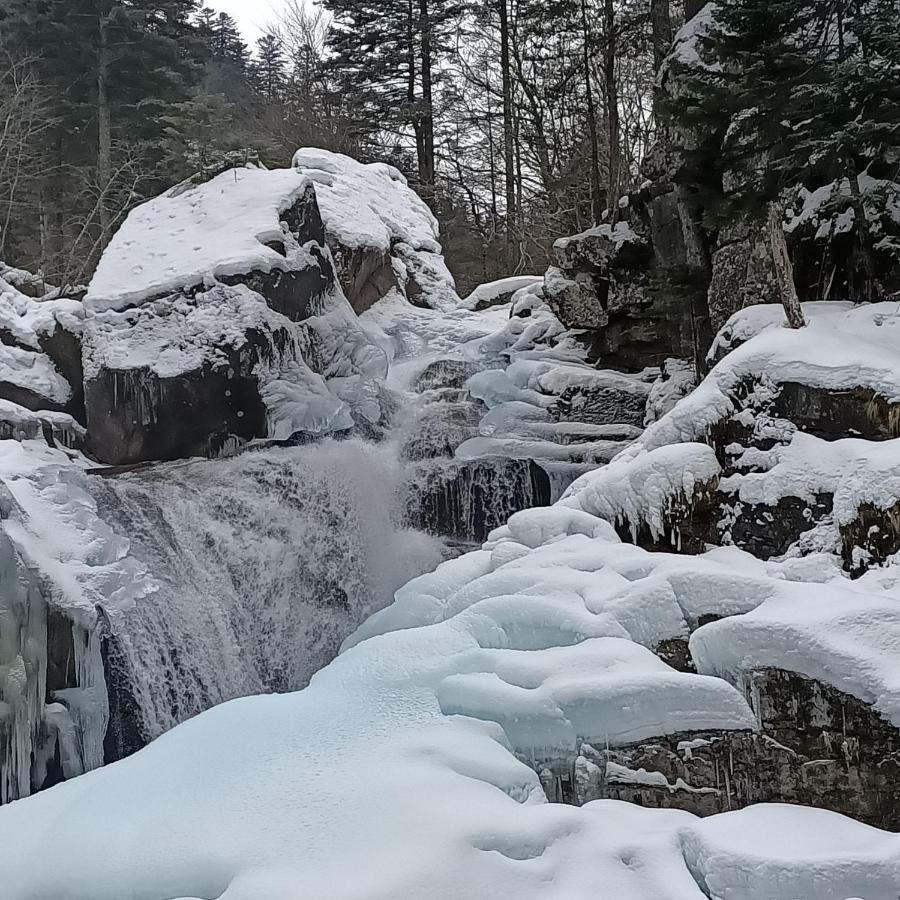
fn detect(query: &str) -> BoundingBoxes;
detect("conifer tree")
[253,33,287,102]
[322,0,465,202]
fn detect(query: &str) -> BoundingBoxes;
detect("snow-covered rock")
[82,169,388,464]
[292,148,459,312]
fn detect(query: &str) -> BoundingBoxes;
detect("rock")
[82,172,386,465]
[544,669,900,830]
[543,216,710,370]
[292,148,459,311]
[406,458,552,542]
[707,217,780,334]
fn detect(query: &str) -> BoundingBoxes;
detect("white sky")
[204,0,291,42]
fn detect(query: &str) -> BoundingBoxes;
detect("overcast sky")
[205,0,290,42]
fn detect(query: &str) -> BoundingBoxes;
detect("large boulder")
[0,273,85,423]
[83,167,388,465]
[543,218,708,369]
[292,148,459,313]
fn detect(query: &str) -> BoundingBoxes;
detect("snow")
[642,301,900,453]
[460,275,544,310]
[86,166,312,312]
[667,3,720,73]
[691,577,900,725]
[0,341,71,405]
[0,275,84,349]
[82,282,277,380]
[292,147,441,256]
[786,176,900,239]
[721,432,900,527]
[554,221,640,256]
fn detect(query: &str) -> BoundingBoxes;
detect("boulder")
[82,168,387,465]
[292,148,459,312]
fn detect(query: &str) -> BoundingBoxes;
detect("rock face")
[560,667,900,829]
[544,218,709,370]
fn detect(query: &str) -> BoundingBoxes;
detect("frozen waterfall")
[94,439,446,755]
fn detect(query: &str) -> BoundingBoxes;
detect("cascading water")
[92,439,445,756]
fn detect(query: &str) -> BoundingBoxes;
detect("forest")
[6,0,894,299]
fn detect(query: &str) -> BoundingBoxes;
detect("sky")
[205,0,291,42]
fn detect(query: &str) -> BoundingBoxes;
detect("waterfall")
[91,439,445,755]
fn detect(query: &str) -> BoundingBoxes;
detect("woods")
[0,0,898,300]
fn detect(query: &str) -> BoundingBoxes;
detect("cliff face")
[539,4,900,373]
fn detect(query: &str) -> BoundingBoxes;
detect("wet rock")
[406,458,552,542]
[539,669,900,829]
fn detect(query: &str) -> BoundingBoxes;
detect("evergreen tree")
[253,33,287,102]
[322,0,465,202]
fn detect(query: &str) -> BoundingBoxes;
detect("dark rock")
[85,331,272,464]
[841,500,900,573]
[330,245,398,315]
[538,669,900,829]
[406,458,552,542]
[414,359,482,393]
[773,382,900,442]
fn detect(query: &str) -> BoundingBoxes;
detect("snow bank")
[640,301,900,452]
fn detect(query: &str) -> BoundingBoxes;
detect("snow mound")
[642,301,900,451]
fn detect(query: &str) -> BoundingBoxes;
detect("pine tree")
[322,0,465,203]
[253,33,287,102]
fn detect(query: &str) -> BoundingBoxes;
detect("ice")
[562,443,721,542]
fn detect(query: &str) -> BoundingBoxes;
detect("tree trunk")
[580,0,603,224]
[418,0,436,206]
[767,201,805,328]
[844,156,881,301]
[499,0,517,257]
[97,2,112,249]
[603,0,620,215]
[650,0,673,72]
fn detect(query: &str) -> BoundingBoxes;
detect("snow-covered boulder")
[83,166,388,465]
[461,275,544,311]
[0,273,85,424]
[292,148,459,313]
